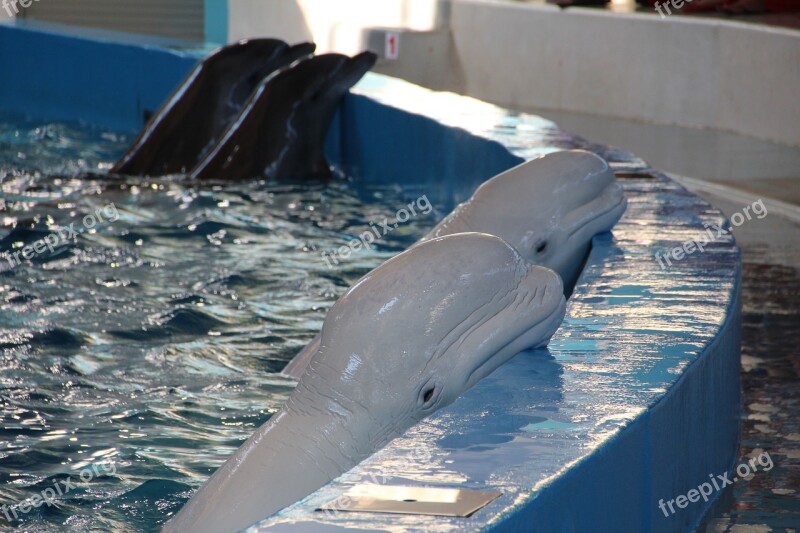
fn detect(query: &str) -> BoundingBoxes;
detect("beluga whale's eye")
[535,239,548,254]
[418,379,439,409]
[423,387,435,403]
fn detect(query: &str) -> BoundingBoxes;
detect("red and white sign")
[385,31,399,60]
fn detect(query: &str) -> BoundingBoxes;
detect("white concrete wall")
[716,22,800,147]
[450,1,800,147]
[9,0,205,41]
[227,0,800,147]
[228,0,445,54]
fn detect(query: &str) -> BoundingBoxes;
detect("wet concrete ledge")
[0,24,743,532]
[255,75,743,532]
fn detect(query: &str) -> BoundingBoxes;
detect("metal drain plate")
[318,484,502,517]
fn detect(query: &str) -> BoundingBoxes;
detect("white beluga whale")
[164,232,566,533]
[423,149,626,292]
[282,149,625,378]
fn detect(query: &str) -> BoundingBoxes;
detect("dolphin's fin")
[189,51,376,181]
[111,39,315,177]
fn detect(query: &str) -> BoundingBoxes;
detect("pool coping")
[252,77,743,532]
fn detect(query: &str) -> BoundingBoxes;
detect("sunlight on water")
[0,112,439,532]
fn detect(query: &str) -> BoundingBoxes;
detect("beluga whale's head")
[163,232,566,533]
[424,149,626,293]
[298,232,566,430]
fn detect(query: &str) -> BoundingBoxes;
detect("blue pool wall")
[0,21,742,532]
[328,94,523,208]
[498,282,742,532]
[0,21,520,209]
[0,22,204,133]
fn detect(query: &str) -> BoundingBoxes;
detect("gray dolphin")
[188,52,377,181]
[282,149,625,378]
[112,39,315,176]
[163,232,566,533]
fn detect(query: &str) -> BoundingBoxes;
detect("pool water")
[0,113,439,532]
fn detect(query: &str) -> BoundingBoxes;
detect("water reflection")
[0,112,443,531]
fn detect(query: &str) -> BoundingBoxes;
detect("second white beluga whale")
[163,232,566,533]
[282,149,626,378]
[423,149,626,292]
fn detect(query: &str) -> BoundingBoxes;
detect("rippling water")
[0,113,439,532]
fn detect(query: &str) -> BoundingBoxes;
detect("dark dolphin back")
[111,39,315,176]
[270,51,377,180]
[189,51,377,181]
